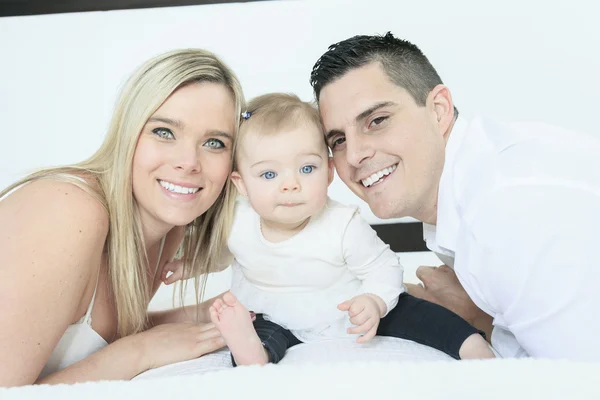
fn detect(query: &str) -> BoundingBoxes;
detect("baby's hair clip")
[241,111,252,120]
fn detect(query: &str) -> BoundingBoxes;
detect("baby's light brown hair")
[233,93,327,171]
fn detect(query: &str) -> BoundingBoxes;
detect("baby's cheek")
[317,186,330,205]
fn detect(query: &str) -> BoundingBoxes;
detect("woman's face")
[132,82,236,231]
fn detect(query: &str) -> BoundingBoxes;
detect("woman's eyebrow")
[207,130,234,142]
[147,116,185,130]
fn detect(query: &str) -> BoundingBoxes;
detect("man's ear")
[327,157,335,186]
[230,171,248,198]
[428,84,455,138]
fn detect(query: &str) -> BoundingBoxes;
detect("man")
[310,32,600,360]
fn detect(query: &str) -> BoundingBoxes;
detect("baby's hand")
[337,294,385,343]
[160,259,187,285]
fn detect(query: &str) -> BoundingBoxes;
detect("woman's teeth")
[158,180,200,194]
[361,164,397,188]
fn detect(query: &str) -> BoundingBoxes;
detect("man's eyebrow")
[147,116,185,130]
[354,101,396,123]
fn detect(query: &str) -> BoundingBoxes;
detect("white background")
[1,0,598,224]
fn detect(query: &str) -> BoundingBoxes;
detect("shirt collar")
[423,115,470,256]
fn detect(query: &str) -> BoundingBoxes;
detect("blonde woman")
[0,49,244,386]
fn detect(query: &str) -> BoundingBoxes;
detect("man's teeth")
[361,165,397,188]
[158,180,200,194]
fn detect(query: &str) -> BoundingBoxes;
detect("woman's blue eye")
[152,127,174,139]
[300,165,314,174]
[261,171,277,180]
[204,138,225,149]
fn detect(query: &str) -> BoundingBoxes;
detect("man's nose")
[345,135,374,167]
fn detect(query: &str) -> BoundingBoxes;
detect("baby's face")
[234,122,332,227]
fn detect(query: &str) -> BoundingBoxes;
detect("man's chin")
[351,184,406,219]
[370,205,398,220]
[369,199,408,220]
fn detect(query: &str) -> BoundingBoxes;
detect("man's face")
[318,62,449,220]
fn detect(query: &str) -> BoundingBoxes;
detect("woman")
[0,49,244,386]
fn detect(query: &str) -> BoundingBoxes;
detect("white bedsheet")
[134,336,453,379]
[3,357,599,399]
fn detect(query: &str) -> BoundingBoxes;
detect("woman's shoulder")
[1,177,109,239]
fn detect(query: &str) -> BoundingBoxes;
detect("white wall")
[1,0,598,224]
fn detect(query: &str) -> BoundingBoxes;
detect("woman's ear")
[230,171,248,198]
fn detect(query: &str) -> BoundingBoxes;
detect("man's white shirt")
[424,116,600,360]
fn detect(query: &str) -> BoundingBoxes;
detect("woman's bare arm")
[0,181,109,386]
[35,321,225,385]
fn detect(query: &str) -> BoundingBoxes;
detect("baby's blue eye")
[300,165,314,174]
[262,171,277,180]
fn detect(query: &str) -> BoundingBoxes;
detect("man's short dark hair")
[310,32,454,114]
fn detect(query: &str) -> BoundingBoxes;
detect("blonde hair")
[233,93,325,170]
[0,49,244,337]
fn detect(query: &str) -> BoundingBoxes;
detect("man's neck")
[413,192,438,225]
[416,115,458,226]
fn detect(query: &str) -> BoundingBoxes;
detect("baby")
[164,93,494,365]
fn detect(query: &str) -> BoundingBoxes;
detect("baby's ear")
[327,157,335,186]
[230,171,248,198]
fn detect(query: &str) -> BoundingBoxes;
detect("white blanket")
[3,338,600,399]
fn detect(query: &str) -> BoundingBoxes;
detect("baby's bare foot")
[209,292,268,366]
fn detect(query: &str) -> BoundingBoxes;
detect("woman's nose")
[173,144,201,173]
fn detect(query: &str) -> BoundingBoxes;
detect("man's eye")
[204,138,225,149]
[369,116,387,128]
[261,171,277,180]
[152,127,174,139]
[331,136,346,149]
